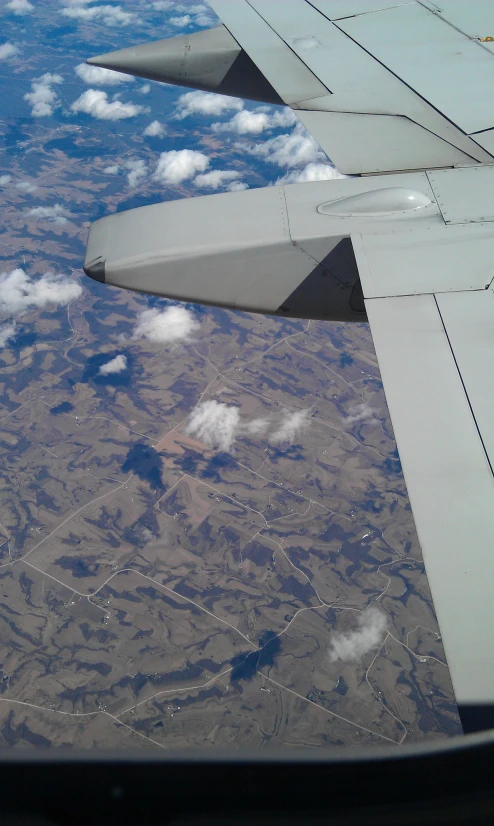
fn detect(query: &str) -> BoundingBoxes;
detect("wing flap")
[365,292,494,724]
[296,110,474,175]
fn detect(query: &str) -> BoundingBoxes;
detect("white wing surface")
[208,0,494,173]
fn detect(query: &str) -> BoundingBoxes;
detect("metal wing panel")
[353,224,494,298]
[209,0,492,173]
[436,289,494,470]
[365,293,494,708]
[427,165,494,225]
[428,0,494,41]
[338,2,494,135]
[246,0,423,115]
[207,0,329,104]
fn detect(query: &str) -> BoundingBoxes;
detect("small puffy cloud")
[131,306,199,345]
[99,353,127,375]
[143,119,166,137]
[0,269,82,316]
[241,123,325,168]
[71,89,146,120]
[175,90,243,120]
[0,322,16,349]
[169,13,190,26]
[193,11,217,26]
[269,408,310,444]
[226,180,248,192]
[185,402,310,453]
[103,164,119,174]
[125,159,147,188]
[6,0,33,13]
[212,107,296,136]
[328,606,388,663]
[75,62,133,85]
[213,110,269,136]
[24,73,63,118]
[140,83,151,95]
[186,400,240,453]
[158,2,218,26]
[154,149,209,184]
[0,42,19,59]
[345,402,377,425]
[276,162,345,185]
[62,4,134,25]
[26,204,69,224]
[0,175,12,186]
[16,181,38,193]
[193,169,241,190]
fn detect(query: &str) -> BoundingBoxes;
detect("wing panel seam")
[434,293,494,477]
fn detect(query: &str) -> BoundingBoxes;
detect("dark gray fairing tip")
[277,238,368,322]
[459,704,494,734]
[87,26,283,105]
[83,257,106,284]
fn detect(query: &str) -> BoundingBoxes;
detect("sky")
[0,0,344,444]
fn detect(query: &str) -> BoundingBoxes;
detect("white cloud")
[185,402,310,453]
[213,110,269,136]
[193,169,240,190]
[154,149,209,184]
[177,3,209,11]
[155,2,218,26]
[103,164,119,174]
[99,353,127,374]
[212,107,296,136]
[143,119,166,137]
[0,322,16,349]
[241,123,325,168]
[61,4,134,25]
[71,89,146,120]
[6,0,33,13]
[62,0,98,6]
[0,175,12,186]
[193,11,217,26]
[0,42,19,59]
[328,606,388,663]
[131,306,199,345]
[269,408,310,444]
[125,159,147,188]
[140,83,151,95]
[16,181,38,193]
[0,269,82,316]
[345,402,377,425]
[175,90,243,120]
[75,62,133,85]
[186,400,240,453]
[226,180,248,192]
[169,14,190,26]
[276,162,345,185]
[24,73,63,118]
[26,204,69,224]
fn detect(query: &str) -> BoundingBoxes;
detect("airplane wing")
[84,0,494,733]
